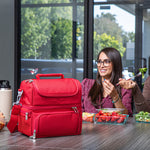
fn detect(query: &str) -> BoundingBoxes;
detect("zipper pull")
[25,112,28,120]
[33,130,36,139]
[72,107,78,113]
[25,79,33,83]
[29,130,36,140]
[29,79,33,83]
[13,89,23,105]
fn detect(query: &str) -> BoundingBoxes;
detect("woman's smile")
[99,69,107,73]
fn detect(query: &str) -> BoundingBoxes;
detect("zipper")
[33,107,79,138]
[33,129,36,139]
[30,129,36,139]
[25,112,28,120]
[21,106,79,121]
[20,109,31,120]
[22,105,80,111]
[72,107,78,113]
[72,107,80,133]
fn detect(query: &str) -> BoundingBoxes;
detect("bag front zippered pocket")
[31,107,80,138]
[18,109,32,136]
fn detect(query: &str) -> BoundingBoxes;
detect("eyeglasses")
[96,59,111,67]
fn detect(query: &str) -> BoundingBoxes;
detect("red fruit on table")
[95,113,99,119]
[117,117,125,123]
[106,112,111,116]
[101,115,106,121]
[98,117,102,122]
[115,114,120,120]
[120,114,126,118]
[106,116,111,122]
[112,111,118,116]
[98,110,104,115]
[111,116,117,122]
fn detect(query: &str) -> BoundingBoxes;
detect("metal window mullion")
[84,0,93,79]
[135,3,143,74]
[72,0,77,79]
[88,0,94,79]
[14,0,21,101]
[21,2,84,8]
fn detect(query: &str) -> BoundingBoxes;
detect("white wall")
[0,0,14,100]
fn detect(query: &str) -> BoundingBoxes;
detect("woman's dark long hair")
[88,47,122,105]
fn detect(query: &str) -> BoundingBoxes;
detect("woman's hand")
[103,79,128,114]
[118,78,136,89]
[103,79,118,98]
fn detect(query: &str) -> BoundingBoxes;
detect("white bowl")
[96,108,124,113]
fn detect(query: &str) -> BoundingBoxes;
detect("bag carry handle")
[36,73,64,79]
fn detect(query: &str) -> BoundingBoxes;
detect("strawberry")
[101,115,106,121]
[120,114,126,118]
[115,114,120,121]
[117,117,125,123]
[106,112,111,116]
[111,116,117,122]
[98,117,102,122]
[106,116,111,122]
[112,111,118,116]
[98,110,104,115]
[95,113,100,120]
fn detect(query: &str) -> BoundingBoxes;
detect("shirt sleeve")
[132,79,150,113]
[81,78,98,113]
[143,76,150,105]
[121,88,133,116]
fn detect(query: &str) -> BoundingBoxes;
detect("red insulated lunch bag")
[7,73,82,139]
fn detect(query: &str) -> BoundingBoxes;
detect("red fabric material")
[19,77,81,106]
[18,106,82,138]
[7,105,21,133]
[7,74,82,138]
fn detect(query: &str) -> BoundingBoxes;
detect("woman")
[118,76,150,112]
[82,47,132,116]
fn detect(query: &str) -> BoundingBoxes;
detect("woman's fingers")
[103,80,115,96]
[119,78,123,81]
[118,79,135,89]
[103,80,112,90]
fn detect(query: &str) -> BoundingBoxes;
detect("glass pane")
[142,8,150,81]
[93,4,135,79]
[21,0,72,4]
[94,0,107,2]
[76,5,84,80]
[77,0,84,2]
[21,1,84,82]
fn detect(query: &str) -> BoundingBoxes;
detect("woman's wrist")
[112,94,120,103]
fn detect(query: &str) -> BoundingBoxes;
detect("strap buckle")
[13,89,23,106]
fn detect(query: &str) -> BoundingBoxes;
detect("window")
[20,0,84,81]
[93,2,135,79]
[15,0,150,96]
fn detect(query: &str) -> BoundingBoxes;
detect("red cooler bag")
[7,73,82,138]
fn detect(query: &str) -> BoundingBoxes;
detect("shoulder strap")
[7,104,21,133]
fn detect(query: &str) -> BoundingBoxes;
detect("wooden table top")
[0,117,150,150]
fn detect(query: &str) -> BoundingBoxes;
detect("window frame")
[15,0,144,99]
